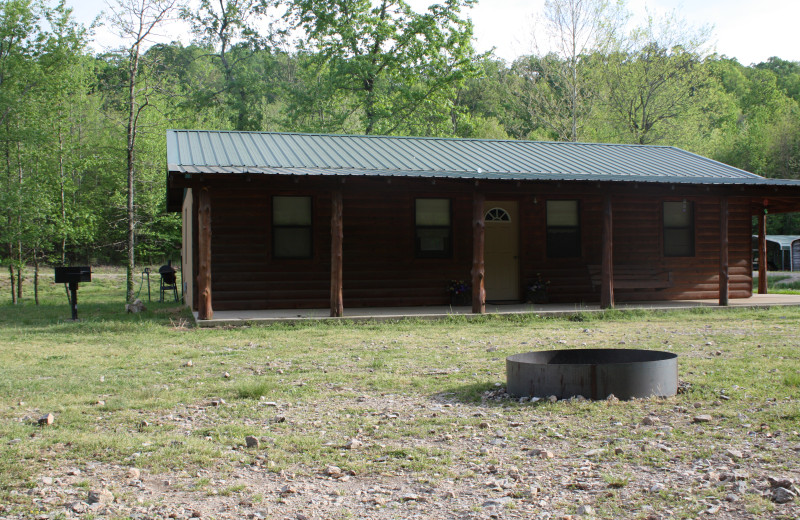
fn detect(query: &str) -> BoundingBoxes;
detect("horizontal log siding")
[607,196,752,302]
[341,191,473,307]
[209,187,331,310]
[519,196,601,303]
[202,180,753,310]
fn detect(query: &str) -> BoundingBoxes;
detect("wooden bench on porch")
[588,265,673,290]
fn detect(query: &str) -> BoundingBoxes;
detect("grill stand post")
[69,282,79,321]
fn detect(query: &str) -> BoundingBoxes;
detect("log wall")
[196,179,754,311]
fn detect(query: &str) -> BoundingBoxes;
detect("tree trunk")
[58,121,66,264]
[126,46,140,303]
[16,242,22,300]
[8,262,16,305]
[16,141,23,300]
[364,75,376,135]
[33,250,39,305]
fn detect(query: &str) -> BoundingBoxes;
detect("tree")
[755,57,800,102]
[516,0,625,141]
[38,0,92,266]
[181,0,279,130]
[0,0,40,302]
[282,0,481,136]
[106,0,179,302]
[451,58,520,139]
[598,12,712,144]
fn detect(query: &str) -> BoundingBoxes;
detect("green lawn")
[1,268,799,518]
[754,272,800,293]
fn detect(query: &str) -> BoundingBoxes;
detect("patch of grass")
[235,380,280,400]
[602,473,630,488]
[2,267,800,516]
[753,273,800,293]
[216,483,246,496]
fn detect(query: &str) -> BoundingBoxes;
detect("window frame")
[271,195,314,260]
[546,199,581,258]
[662,200,695,257]
[414,197,453,259]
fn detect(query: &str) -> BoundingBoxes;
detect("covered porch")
[167,131,800,320]
[193,293,800,327]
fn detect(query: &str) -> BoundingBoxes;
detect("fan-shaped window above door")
[485,207,511,222]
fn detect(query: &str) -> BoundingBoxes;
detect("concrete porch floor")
[194,294,800,327]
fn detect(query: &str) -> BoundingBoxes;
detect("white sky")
[71,0,800,66]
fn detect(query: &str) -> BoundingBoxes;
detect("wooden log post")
[600,195,614,309]
[330,189,344,317]
[197,186,213,320]
[471,192,486,314]
[719,197,729,306]
[758,208,767,294]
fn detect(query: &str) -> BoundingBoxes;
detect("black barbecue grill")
[158,262,179,302]
[54,266,91,320]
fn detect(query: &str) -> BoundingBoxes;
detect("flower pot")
[450,292,471,306]
[526,289,548,304]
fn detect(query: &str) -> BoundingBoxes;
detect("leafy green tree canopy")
[282,0,482,135]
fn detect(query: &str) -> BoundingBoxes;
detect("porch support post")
[758,207,767,294]
[471,192,485,314]
[330,189,344,317]
[600,195,614,309]
[197,186,213,320]
[719,197,729,306]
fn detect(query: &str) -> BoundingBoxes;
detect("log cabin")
[165,130,800,319]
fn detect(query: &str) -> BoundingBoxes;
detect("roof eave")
[166,167,800,187]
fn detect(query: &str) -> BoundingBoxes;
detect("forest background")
[2,0,799,302]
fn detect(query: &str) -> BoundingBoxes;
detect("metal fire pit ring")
[506,348,677,400]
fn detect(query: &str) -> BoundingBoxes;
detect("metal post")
[69,282,79,320]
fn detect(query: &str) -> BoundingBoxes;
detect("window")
[546,200,581,258]
[272,196,312,259]
[485,208,511,222]
[663,201,694,257]
[415,198,451,258]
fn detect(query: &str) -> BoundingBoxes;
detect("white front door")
[483,201,519,301]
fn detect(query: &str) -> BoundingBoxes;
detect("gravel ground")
[6,390,799,520]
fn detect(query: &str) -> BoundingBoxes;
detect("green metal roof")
[166,130,800,186]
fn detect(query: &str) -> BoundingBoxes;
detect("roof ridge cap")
[166,129,687,149]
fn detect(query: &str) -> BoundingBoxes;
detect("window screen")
[415,198,451,258]
[663,201,694,257]
[272,196,312,259]
[546,200,581,258]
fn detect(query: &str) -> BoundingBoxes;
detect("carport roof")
[166,129,800,186]
[760,235,800,250]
